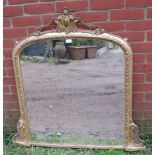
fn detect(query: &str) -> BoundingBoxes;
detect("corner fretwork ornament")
[33,7,105,35]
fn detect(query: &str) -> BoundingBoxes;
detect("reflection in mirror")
[20,38,125,146]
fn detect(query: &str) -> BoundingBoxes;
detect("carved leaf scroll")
[33,7,105,35]
[128,122,145,147]
[13,118,27,142]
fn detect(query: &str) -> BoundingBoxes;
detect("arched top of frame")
[12,8,133,59]
[34,7,105,35]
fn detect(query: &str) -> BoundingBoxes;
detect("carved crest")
[54,8,78,33]
[33,7,105,35]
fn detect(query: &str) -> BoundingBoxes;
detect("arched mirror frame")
[12,8,145,151]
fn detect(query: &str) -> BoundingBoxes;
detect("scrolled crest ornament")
[32,7,105,35]
[54,7,78,33]
[34,7,79,34]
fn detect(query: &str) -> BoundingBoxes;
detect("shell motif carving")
[33,7,105,35]
[54,8,78,33]
[35,7,78,34]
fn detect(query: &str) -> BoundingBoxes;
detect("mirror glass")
[20,38,125,146]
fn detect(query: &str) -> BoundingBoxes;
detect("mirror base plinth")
[14,140,146,151]
[13,140,31,147]
[124,145,146,152]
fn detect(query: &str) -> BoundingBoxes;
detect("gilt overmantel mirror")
[12,8,145,151]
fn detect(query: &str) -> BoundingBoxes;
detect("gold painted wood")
[12,8,145,151]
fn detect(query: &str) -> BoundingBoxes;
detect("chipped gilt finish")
[12,8,145,151]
